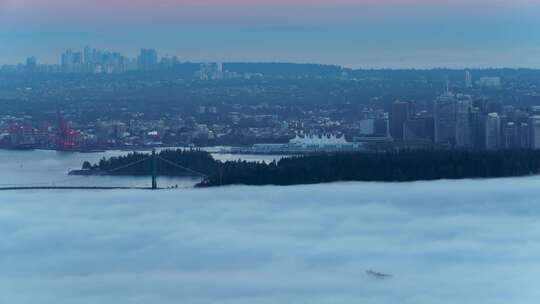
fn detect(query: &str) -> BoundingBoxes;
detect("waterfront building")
[231,134,365,154]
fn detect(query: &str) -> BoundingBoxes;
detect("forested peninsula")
[74,149,540,187]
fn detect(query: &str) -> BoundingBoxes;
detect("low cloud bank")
[2,177,540,303]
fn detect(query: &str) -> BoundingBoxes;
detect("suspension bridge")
[0,150,209,191]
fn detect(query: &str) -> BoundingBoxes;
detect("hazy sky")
[3,178,540,303]
[1,0,540,67]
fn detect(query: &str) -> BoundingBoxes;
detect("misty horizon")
[4,45,540,70]
[1,0,539,68]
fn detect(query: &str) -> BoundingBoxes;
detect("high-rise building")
[25,57,37,72]
[528,116,540,149]
[61,49,72,72]
[465,70,473,88]
[469,107,486,150]
[375,118,390,138]
[389,100,413,141]
[519,123,530,149]
[83,45,92,72]
[358,119,375,136]
[403,112,435,143]
[61,49,83,73]
[57,46,136,74]
[455,96,473,148]
[125,58,139,72]
[434,92,474,147]
[434,92,457,145]
[504,122,518,149]
[138,48,158,71]
[160,56,177,69]
[485,113,501,150]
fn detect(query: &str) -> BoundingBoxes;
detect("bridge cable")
[157,156,209,178]
[101,156,153,174]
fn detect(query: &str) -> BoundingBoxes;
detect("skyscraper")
[389,100,413,141]
[519,122,530,149]
[83,45,92,72]
[61,49,83,73]
[25,57,37,72]
[138,48,158,71]
[465,70,473,88]
[455,95,473,148]
[434,92,457,145]
[528,116,540,150]
[504,122,518,149]
[485,113,501,150]
[403,112,435,143]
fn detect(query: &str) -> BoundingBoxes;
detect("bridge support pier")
[152,149,157,190]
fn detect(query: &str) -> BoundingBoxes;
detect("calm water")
[1,150,540,303]
[0,149,286,188]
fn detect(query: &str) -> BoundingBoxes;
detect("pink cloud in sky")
[4,0,537,19]
[2,0,537,22]
[1,0,537,31]
[4,0,539,11]
[1,0,539,67]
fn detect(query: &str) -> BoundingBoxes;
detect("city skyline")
[1,0,540,68]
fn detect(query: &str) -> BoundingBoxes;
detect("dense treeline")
[198,150,540,187]
[5,65,540,82]
[82,149,540,187]
[83,149,219,177]
[224,63,344,78]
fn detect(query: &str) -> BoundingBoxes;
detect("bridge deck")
[0,186,159,191]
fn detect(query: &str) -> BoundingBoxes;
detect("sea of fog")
[2,176,540,303]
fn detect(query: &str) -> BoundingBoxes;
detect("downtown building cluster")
[3,47,259,80]
[388,90,540,150]
[60,47,177,73]
[1,47,179,74]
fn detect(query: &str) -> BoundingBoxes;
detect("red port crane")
[57,113,79,150]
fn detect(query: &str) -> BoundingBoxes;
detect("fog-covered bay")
[1,150,540,303]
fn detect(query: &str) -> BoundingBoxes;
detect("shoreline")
[0,146,301,157]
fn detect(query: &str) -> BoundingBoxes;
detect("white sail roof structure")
[289,134,349,146]
[247,133,363,154]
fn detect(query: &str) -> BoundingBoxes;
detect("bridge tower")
[151,149,158,190]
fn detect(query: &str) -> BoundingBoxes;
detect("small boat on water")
[366,270,392,278]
